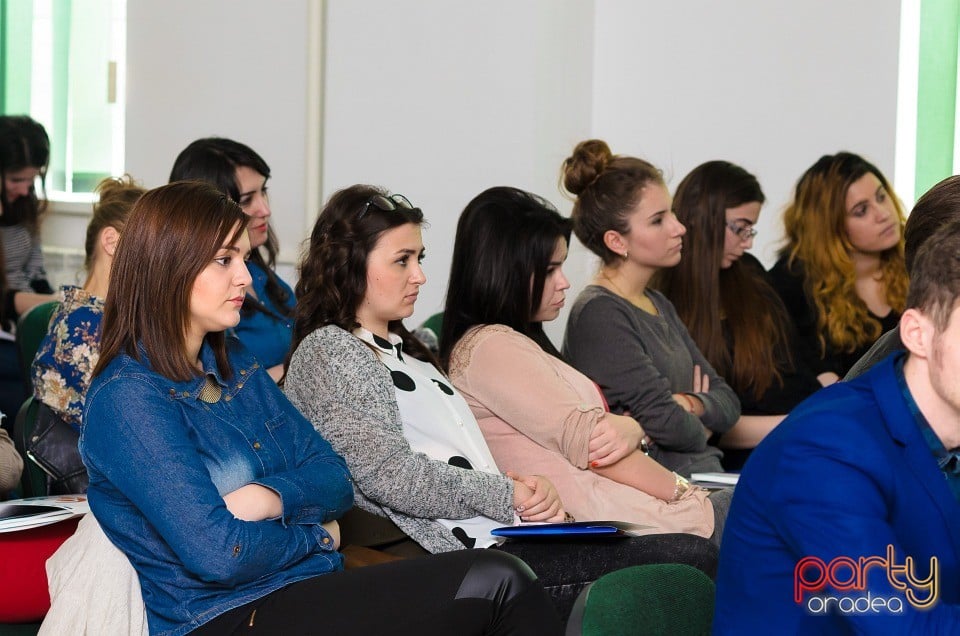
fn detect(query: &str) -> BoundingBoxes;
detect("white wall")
[592,0,902,267]
[123,0,314,266]
[322,0,595,331]
[41,1,904,343]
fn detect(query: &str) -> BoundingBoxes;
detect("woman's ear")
[602,230,627,258]
[100,226,120,258]
[900,308,933,361]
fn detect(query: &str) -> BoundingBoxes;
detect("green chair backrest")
[419,311,444,338]
[16,301,60,395]
[11,398,48,499]
[577,563,715,636]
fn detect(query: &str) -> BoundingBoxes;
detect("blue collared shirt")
[81,337,353,636]
[894,353,960,502]
[232,260,295,368]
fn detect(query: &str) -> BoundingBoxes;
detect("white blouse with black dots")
[356,328,510,549]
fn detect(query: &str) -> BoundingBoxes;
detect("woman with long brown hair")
[770,152,908,382]
[655,161,821,468]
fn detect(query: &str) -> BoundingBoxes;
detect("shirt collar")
[354,328,404,362]
[894,353,960,475]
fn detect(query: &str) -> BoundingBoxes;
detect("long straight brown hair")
[655,161,792,399]
[94,181,249,382]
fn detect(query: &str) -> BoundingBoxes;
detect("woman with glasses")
[769,152,908,382]
[561,140,740,478]
[170,138,295,382]
[283,185,719,623]
[78,180,560,635]
[654,161,822,470]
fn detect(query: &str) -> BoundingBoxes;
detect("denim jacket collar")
[141,339,261,403]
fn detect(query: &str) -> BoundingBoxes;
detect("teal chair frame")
[15,301,59,398]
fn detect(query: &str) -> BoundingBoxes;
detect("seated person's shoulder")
[749,378,889,476]
[738,252,767,275]
[844,328,904,381]
[289,324,378,375]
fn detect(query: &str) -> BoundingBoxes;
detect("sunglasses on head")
[358,194,416,220]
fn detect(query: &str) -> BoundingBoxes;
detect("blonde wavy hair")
[780,152,908,355]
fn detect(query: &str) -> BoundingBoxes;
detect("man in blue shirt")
[715,196,960,634]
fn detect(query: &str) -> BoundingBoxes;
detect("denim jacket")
[80,337,353,636]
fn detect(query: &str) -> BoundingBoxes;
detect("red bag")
[0,517,81,623]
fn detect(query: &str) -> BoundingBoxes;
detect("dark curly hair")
[286,184,435,373]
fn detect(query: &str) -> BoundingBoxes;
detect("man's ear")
[900,308,933,360]
[100,226,120,257]
[602,230,626,258]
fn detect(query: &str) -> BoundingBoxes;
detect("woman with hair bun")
[33,175,146,431]
[561,140,740,477]
[654,161,821,469]
[770,152,908,382]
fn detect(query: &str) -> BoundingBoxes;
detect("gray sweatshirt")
[562,286,740,476]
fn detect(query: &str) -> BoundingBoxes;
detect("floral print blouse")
[32,286,103,432]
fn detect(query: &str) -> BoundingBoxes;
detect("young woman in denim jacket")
[80,181,561,636]
[170,138,296,382]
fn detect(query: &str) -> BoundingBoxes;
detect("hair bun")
[96,174,141,200]
[561,139,614,196]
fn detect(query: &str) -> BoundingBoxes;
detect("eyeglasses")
[358,194,416,220]
[726,221,758,241]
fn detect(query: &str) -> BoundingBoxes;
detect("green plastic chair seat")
[567,563,715,636]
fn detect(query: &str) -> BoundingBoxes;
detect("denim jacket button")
[232,544,241,557]
[322,537,330,545]
[237,383,244,389]
[253,441,261,450]
[240,369,247,375]
[224,395,232,402]
[182,391,190,397]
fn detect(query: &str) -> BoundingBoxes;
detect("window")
[896,0,960,206]
[0,0,126,200]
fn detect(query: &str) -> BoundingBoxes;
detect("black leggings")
[494,532,719,621]
[190,549,561,636]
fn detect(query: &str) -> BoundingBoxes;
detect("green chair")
[419,311,443,337]
[565,563,716,636]
[414,311,444,355]
[15,301,59,397]
[11,398,48,499]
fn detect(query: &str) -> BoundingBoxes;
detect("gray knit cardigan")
[284,325,515,554]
